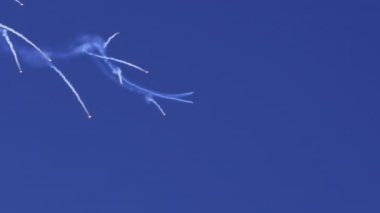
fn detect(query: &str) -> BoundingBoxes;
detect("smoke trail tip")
[14,0,23,6]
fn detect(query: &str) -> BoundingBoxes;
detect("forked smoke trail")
[85,51,149,74]
[0,23,92,118]
[2,30,23,73]
[0,23,52,62]
[0,23,192,116]
[75,35,193,115]
[3,1,192,117]
[146,97,166,116]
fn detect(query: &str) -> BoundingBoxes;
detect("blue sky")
[0,0,379,212]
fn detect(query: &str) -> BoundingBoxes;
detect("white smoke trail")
[3,1,192,117]
[0,23,52,62]
[2,30,23,73]
[0,23,91,118]
[112,67,123,85]
[49,64,92,119]
[14,0,23,6]
[82,36,193,115]
[104,32,120,49]
[146,97,166,116]
[85,51,149,74]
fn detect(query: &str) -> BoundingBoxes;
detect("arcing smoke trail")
[0,23,92,118]
[3,1,192,117]
[75,34,193,116]
[0,24,51,62]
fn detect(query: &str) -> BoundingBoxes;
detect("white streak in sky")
[85,51,149,74]
[1,19,191,116]
[80,36,194,115]
[0,23,91,118]
[14,0,23,6]
[146,97,166,116]
[2,1,192,117]
[104,32,120,49]
[49,65,92,119]
[0,23,52,62]
[112,67,123,85]
[2,30,23,73]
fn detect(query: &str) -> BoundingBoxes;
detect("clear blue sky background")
[0,0,379,212]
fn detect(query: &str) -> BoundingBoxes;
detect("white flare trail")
[3,0,192,117]
[2,30,23,73]
[81,36,193,115]
[0,22,192,116]
[0,23,92,118]
[85,51,149,74]
[104,32,120,49]
[0,23,51,62]
[146,97,166,116]
[14,0,23,6]
[49,65,92,119]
